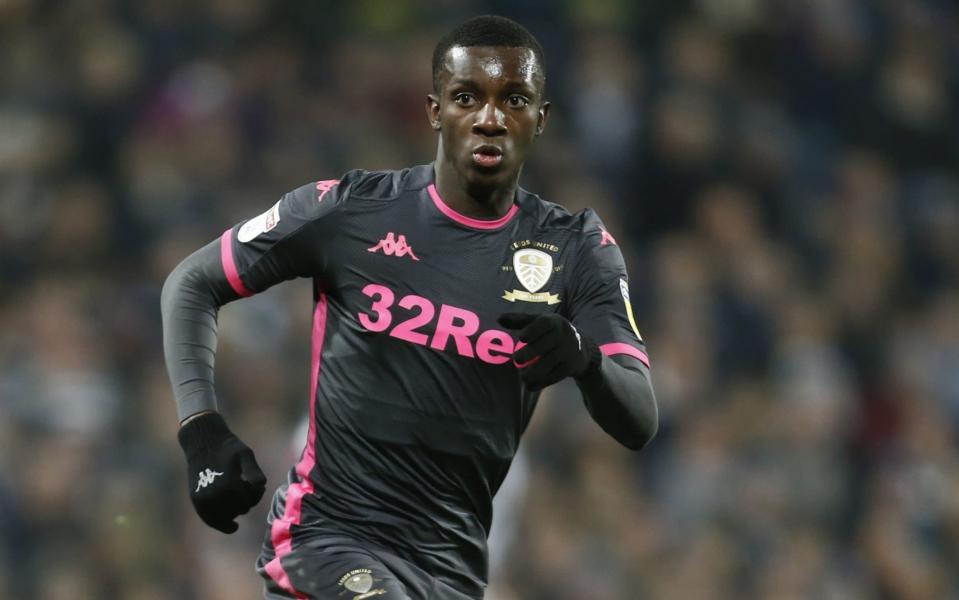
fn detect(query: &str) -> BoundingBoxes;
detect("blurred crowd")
[1,0,958,598]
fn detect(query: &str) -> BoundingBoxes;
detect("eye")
[454,93,476,106]
[507,95,530,108]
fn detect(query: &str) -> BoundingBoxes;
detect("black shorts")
[257,526,479,600]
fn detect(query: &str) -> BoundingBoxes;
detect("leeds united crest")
[503,248,561,304]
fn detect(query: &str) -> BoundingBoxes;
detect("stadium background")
[2,0,958,598]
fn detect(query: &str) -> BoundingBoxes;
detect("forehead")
[440,46,542,88]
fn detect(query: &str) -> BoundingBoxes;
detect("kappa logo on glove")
[195,468,225,492]
[178,413,268,533]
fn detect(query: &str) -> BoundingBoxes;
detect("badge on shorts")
[338,568,386,599]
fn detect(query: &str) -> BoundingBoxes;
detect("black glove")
[177,412,267,534]
[498,312,601,391]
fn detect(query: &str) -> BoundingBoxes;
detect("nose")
[472,102,507,137]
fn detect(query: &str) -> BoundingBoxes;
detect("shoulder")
[518,191,624,277]
[339,164,432,203]
[280,165,427,222]
[516,189,610,242]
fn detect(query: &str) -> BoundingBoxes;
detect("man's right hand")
[177,412,267,533]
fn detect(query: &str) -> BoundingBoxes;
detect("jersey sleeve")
[220,178,345,296]
[566,212,650,368]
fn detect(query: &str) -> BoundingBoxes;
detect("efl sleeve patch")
[237,200,281,243]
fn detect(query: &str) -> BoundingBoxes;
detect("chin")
[466,171,508,193]
[462,161,510,187]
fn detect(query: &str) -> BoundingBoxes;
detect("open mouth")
[472,145,503,168]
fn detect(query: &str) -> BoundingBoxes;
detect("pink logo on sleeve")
[316,179,340,202]
[368,232,420,261]
[600,228,617,246]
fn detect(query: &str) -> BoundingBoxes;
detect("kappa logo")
[338,569,386,599]
[316,179,340,202]
[600,228,617,246]
[195,468,224,492]
[368,232,420,261]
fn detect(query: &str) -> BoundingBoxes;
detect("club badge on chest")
[503,246,562,305]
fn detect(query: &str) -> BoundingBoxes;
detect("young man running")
[162,15,656,600]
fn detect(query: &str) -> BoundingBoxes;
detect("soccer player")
[162,15,656,600]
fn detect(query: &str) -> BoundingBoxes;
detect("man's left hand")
[498,313,601,391]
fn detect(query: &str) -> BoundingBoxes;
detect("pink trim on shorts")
[600,342,650,368]
[219,229,253,297]
[263,290,328,599]
[427,183,518,230]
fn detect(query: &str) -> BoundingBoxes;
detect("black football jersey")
[223,164,649,595]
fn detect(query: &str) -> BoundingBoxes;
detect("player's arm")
[575,352,656,450]
[161,238,243,424]
[160,179,345,532]
[499,218,657,450]
[498,313,657,450]
[161,237,268,533]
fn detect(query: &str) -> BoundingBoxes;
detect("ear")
[535,101,551,136]
[426,94,441,131]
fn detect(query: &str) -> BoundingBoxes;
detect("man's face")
[428,46,549,190]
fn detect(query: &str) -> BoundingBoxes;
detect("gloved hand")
[498,312,601,391]
[177,412,267,533]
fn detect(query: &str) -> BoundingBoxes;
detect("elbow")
[160,264,182,317]
[621,411,657,451]
[160,260,191,318]
[161,239,229,318]
[621,385,658,451]
[580,354,659,451]
[161,243,227,319]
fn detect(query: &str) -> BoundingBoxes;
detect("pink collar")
[427,183,519,230]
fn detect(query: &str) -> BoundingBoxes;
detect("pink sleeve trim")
[219,229,253,297]
[600,342,650,368]
[427,183,518,230]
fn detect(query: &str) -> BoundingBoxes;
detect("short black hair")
[432,15,546,92]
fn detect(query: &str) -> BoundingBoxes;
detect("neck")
[433,150,518,220]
